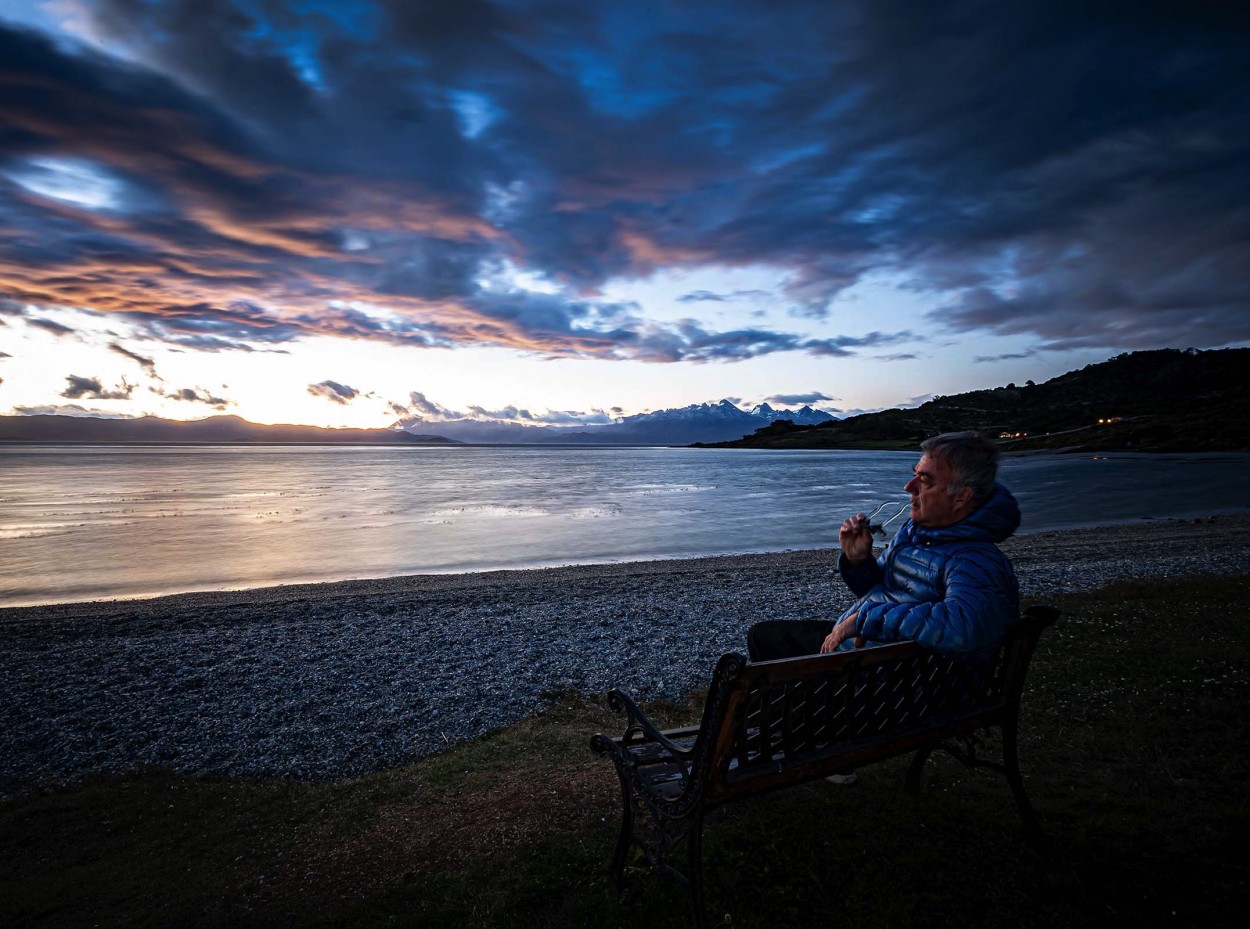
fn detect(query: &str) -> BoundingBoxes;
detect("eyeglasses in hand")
[864,500,910,539]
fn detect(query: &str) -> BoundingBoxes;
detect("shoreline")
[3,514,1249,800]
[5,510,1249,618]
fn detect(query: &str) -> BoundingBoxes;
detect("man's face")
[904,453,972,528]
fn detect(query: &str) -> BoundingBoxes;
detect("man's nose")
[903,476,918,493]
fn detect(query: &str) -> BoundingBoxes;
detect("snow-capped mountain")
[748,402,835,426]
[623,398,749,425]
[400,399,834,445]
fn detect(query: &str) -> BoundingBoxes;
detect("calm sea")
[2,446,1247,607]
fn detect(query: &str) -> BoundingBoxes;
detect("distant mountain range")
[701,348,1250,452]
[0,401,833,446]
[7,349,1245,450]
[394,400,834,445]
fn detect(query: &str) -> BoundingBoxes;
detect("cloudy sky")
[1,0,1247,429]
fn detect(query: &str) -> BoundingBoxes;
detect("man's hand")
[821,613,860,653]
[839,513,874,564]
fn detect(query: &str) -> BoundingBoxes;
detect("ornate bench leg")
[687,810,709,929]
[609,771,635,890]
[1001,716,1041,840]
[905,747,933,795]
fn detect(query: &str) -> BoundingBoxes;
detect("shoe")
[825,771,858,785]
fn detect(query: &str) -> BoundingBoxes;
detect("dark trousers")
[747,620,835,662]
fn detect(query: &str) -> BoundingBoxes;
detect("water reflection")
[1,446,1247,606]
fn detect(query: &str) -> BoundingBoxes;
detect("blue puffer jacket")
[837,483,1021,656]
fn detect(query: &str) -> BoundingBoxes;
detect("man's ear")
[954,486,974,514]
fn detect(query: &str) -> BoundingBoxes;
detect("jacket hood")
[908,481,1020,545]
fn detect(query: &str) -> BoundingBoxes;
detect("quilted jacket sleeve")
[839,551,883,597]
[852,545,1019,653]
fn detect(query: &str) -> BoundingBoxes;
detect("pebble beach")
[3,514,1249,800]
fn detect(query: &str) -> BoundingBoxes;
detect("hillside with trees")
[699,348,1250,452]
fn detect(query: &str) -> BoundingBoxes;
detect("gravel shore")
[4,514,1249,799]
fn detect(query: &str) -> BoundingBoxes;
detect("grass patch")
[4,576,1249,928]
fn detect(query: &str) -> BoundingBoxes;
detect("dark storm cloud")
[678,289,771,304]
[2,1,1248,361]
[405,391,450,418]
[613,324,912,363]
[13,403,139,418]
[60,374,133,400]
[531,409,615,425]
[974,351,1038,363]
[391,389,611,425]
[109,342,159,377]
[679,291,728,303]
[26,317,76,336]
[463,404,613,425]
[158,386,230,408]
[307,380,360,405]
[125,302,306,350]
[765,392,836,405]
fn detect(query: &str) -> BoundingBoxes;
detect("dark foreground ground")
[3,572,1249,928]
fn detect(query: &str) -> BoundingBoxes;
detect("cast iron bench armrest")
[606,687,696,758]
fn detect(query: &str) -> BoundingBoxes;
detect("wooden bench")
[591,605,1059,928]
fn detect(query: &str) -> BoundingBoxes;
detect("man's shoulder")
[922,538,1016,572]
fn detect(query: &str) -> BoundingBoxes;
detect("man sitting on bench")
[748,431,1021,664]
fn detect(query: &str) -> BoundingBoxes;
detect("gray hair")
[919,431,1000,510]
